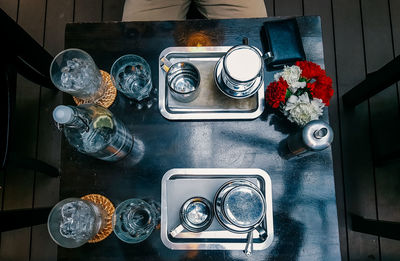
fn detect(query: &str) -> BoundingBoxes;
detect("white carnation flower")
[289,81,307,91]
[283,93,324,126]
[274,65,305,93]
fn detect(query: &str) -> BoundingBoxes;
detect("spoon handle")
[170,224,184,238]
[244,231,254,256]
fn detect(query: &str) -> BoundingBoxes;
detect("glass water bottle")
[53,104,133,161]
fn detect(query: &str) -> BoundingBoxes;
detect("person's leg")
[122,0,191,21]
[194,0,267,19]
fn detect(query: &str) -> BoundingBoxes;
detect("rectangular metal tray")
[161,168,273,251]
[158,47,265,120]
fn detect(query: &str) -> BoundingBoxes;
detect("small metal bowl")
[170,197,213,237]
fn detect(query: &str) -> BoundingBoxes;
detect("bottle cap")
[53,105,74,124]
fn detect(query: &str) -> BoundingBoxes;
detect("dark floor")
[0,0,399,260]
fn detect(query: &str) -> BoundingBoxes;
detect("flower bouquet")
[265,61,334,126]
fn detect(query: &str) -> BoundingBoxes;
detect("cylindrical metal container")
[214,45,264,99]
[287,120,334,157]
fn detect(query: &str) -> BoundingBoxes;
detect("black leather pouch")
[261,18,306,71]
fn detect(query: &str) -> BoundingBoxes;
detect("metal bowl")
[214,179,267,256]
[214,179,265,233]
[180,197,213,232]
[170,197,213,237]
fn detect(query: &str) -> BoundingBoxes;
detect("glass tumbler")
[110,55,153,101]
[50,48,107,101]
[113,198,159,244]
[47,198,106,248]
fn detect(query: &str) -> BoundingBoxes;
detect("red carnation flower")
[266,77,288,108]
[317,74,332,86]
[296,61,324,79]
[306,82,316,91]
[308,81,334,106]
[296,61,334,106]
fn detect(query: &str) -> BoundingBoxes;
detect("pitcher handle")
[160,56,172,72]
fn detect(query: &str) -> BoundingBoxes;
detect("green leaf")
[295,88,307,96]
[285,89,292,99]
[299,77,307,82]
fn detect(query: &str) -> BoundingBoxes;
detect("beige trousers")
[122,0,268,21]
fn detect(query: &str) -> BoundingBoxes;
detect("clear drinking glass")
[110,55,153,101]
[47,198,106,248]
[113,198,159,244]
[50,48,106,101]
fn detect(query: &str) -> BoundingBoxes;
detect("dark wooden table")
[59,16,341,261]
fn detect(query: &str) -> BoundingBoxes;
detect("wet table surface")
[59,16,340,261]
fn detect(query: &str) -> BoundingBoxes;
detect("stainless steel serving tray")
[158,47,265,120]
[161,168,273,251]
